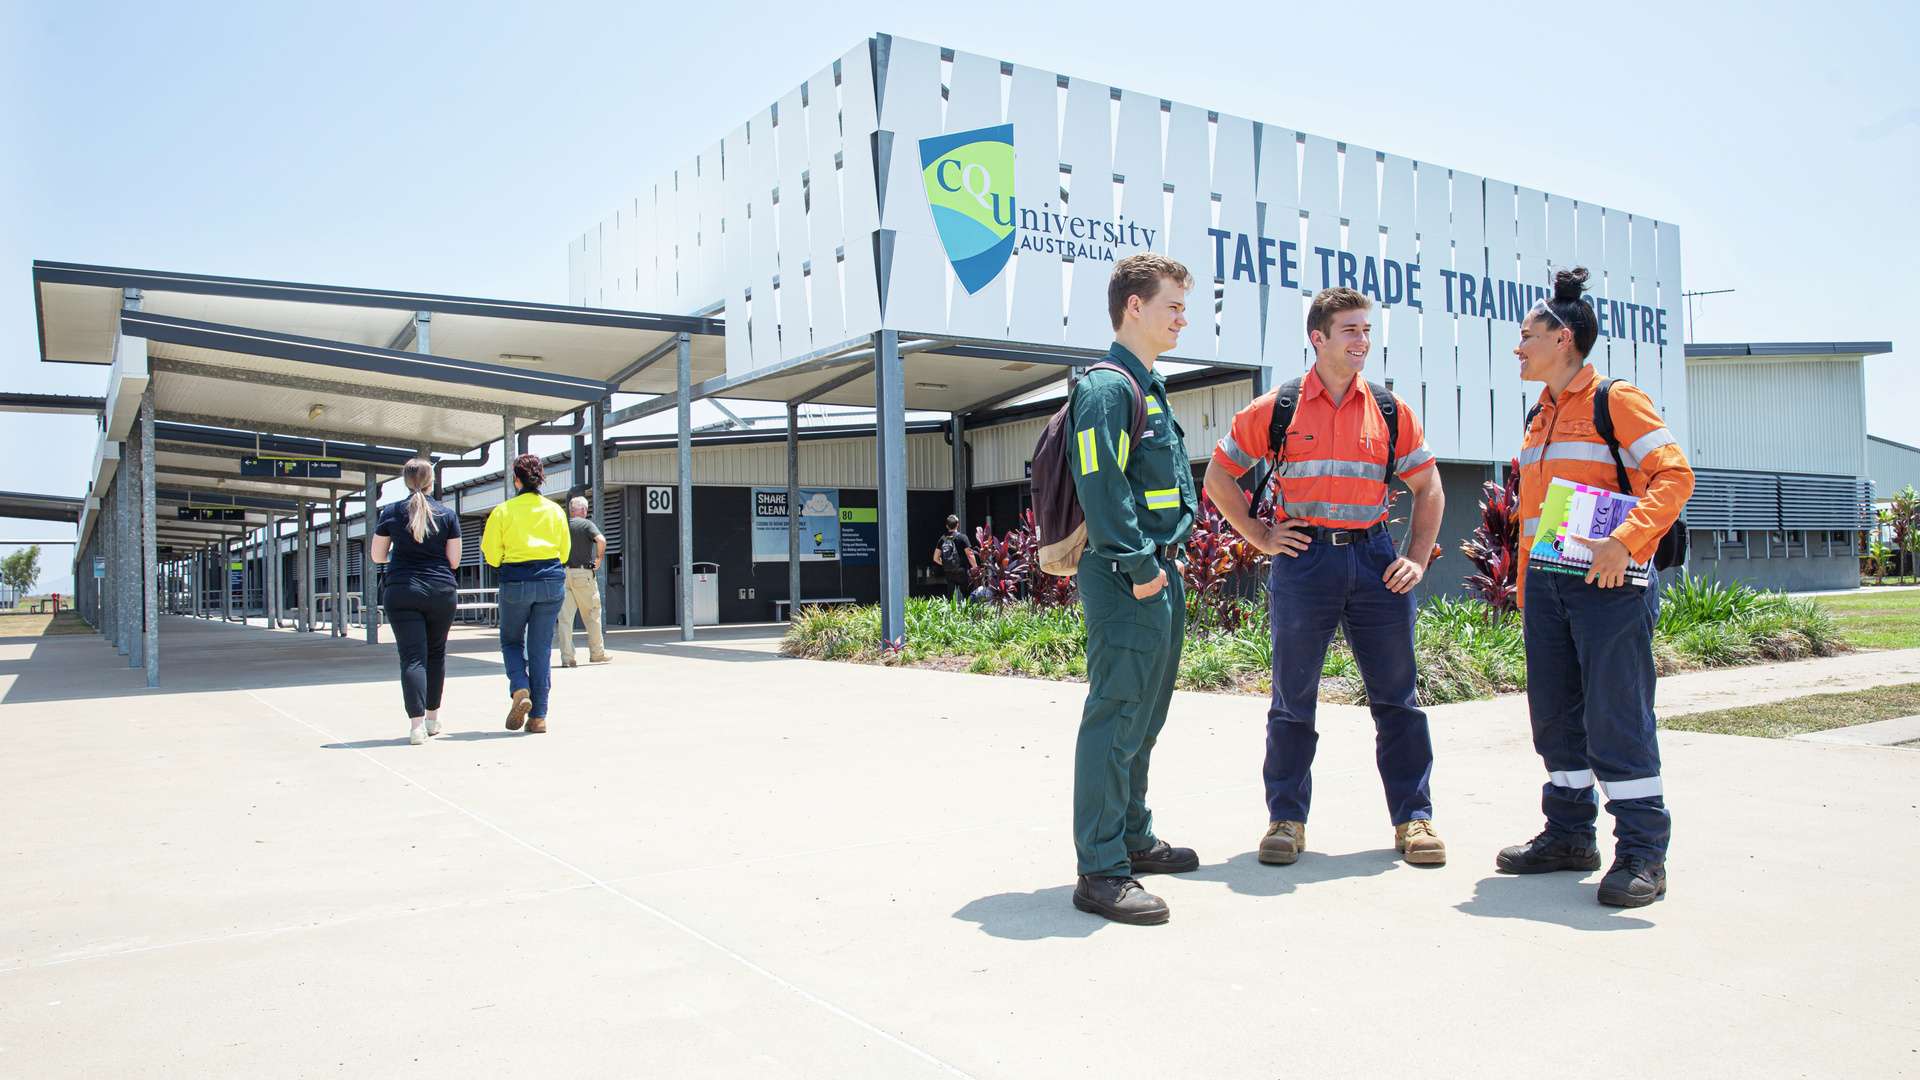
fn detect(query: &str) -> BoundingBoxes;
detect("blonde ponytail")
[401,458,436,543]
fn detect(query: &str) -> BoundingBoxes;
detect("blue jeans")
[1264,529,1433,826]
[499,577,565,718]
[1522,565,1669,860]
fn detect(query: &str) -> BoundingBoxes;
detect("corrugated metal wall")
[969,380,1251,487]
[603,432,951,491]
[1685,357,1866,476]
[1869,437,1920,498]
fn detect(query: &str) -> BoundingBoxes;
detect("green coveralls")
[1069,343,1198,879]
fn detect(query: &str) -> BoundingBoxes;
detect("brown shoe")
[588,654,611,664]
[505,689,531,731]
[561,658,577,668]
[525,716,547,734]
[1258,821,1306,865]
[1395,819,1447,866]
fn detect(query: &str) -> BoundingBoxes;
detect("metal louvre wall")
[1689,469,1875,531]
[459,517,484,568]
[602,487,623,556]
[572,32,1686,466]
[1685,357,1866,477]
[969,379,1250,487]
[603,432,951,490]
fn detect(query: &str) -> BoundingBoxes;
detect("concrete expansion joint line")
[240,689,978,1080]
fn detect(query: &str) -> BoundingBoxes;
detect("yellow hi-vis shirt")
[480,492,572,567]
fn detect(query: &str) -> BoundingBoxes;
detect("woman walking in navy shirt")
[369,459,463,745]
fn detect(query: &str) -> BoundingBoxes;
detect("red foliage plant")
[1460,460,1522,613]
[1181,486,1274,631]
[971,509,1075,606]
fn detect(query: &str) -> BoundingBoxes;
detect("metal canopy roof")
[0,490,84,523]
[34,261,729,396]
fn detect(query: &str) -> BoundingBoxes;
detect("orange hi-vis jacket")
[1211,366,1436,529]
[1516,364,1694,606]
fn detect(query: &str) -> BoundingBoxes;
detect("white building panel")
[1214,113,1261,366]
[941,49,1012,341]
[804,68,849,349]
[1484,179,1523,446]
[1006,63,1064,347]
[838,43,883,341]
[1163,103,1214,361]
[776,88,814,358]
[1655,220,1687,451]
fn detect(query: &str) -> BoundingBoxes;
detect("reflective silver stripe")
[1535,442,1633,469]
[1521,516,1541,537]
[1549,768,1595,789]
[1278,457,1387,481]
[1395,445,1435,472]
[1627,427,1676,465]
[1597,775,1663,801]
[1143,488,1181,510]
[1283,499,1387,524]
[1517,445,1545,467]
[1216,433,1257,470]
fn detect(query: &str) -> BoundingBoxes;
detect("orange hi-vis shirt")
[1211,367,1436,529]
[1516,364,1694,607]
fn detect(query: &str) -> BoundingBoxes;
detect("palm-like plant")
[1460,460,1522,614]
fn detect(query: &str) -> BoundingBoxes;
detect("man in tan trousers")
[556,496,610,667]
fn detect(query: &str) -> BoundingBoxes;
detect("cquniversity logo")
[918,123,1015,294]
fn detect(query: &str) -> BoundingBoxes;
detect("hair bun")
[1552,266,1590,304]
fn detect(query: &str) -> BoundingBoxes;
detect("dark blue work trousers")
[1264,530,1434,826]
[1522,565,1670,860]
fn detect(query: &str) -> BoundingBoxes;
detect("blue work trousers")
[1522,565,1670,860]
[499,576,565,718]
[1264,530,1434,826]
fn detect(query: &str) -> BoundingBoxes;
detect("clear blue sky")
[4,0,1915,595]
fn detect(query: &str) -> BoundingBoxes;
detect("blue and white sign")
[752,488,839,562]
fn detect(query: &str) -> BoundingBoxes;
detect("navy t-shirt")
[375,496,461,588]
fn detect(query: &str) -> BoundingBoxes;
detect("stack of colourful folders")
[1528,477,1652,588]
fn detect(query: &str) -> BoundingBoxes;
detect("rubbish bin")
[674,562,721,626]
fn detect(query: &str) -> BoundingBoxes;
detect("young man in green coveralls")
[1069,254,1203,926]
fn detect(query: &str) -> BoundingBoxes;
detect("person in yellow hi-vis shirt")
[481,454,571,734]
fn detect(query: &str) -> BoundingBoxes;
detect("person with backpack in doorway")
[1202,287,1447,871]
[1048,253,1202,926]
[931,515,978,599]
[1496,267,1694,908]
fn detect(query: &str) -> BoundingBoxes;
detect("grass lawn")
[0,610,93,638]
[1815,590,1920,650]
[1662,682,1920,739]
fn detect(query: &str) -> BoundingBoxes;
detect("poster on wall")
[752,488,840,562]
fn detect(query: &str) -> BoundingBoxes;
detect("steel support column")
[297,500,312,632]
[591,396,608,602]
[222,536,233,622]
[140,387,158,686]
[951,413,966,527]
[675,333,693,641]
[786,401,801,617]
[363,474,379,644]
[333,498,347,637]
[502,414,515,503]
[874,330,908,646]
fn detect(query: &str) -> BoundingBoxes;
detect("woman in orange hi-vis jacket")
[1497,267,1694,909]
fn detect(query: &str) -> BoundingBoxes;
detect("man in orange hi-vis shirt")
[1496,267,1693,910]
[1204,287,1447,870]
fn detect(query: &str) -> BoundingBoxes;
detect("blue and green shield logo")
[919,123,1016,294]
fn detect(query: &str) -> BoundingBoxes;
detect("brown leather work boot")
[505,689,531,731]
[1395,819,1447,866]
[525,716,547,734]
[1258,821,1306,865]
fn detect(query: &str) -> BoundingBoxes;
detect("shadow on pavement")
[1180,849,1400,897]
[952,885,1108,941]
[1455,874,1655,931]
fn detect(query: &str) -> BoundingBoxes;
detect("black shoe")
[1495,829,1602,874]
[1597,855,1667,908]
[1072,875,1170,925]
[1128,839,1200,875]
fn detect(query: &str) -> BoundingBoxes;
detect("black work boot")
[1072,875,1170,925]
[1128,839,1200,875]
[1597,855,1667,908]
[1496,829,1603,874]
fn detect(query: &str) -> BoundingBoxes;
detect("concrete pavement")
[2,617,1916,1077]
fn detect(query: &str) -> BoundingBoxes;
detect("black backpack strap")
[1592,378,1635,496]
[1367,381,1399,487]
[1250,378,1304,516]
[1524,401,1544,431]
